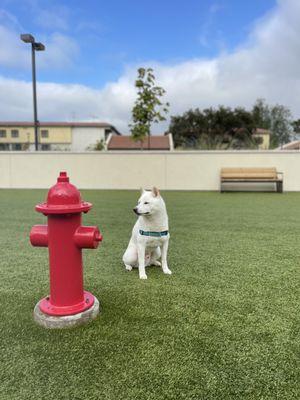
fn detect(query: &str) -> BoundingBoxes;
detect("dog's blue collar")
[139,229,169,237]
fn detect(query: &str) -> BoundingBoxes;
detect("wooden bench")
[220,168,283,193]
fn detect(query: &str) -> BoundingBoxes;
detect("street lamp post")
[20,34,45,151]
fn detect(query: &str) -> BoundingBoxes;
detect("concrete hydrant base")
[33,297,100,329]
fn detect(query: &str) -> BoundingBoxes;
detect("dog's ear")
[140,187,145,194]
[152,187,160,197]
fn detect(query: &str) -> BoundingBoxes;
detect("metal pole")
[31,43,39,151]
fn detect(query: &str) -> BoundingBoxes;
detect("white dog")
[122,187,172,279]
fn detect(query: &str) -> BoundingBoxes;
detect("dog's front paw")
[139,273,148,280]
[125,265,132,271]
[163,268,172,275]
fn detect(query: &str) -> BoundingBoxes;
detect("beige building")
[252,128,270,150]
[0,122,120,151]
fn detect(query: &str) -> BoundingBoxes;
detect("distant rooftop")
[253,128,270,135]
[276,140,300,150]
[107,134,172,150]
[0,121,121,134]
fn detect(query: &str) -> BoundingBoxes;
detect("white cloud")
[0,9,79,70]
[39,33,79,69]
[0,8,24,30]
[198,2,224,48]
[0,25,28,68]
[35,6,69,31]
[1,0,300,134]
[0,75,136,131]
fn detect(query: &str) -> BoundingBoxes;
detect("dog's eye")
[144,202,149,205]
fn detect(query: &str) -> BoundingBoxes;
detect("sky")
[1,0,299,133]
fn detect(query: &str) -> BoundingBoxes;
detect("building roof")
[276,140,300,150]
[253,128,270,135]
[107,135,171,150]
[0,121,121,134]
[220,127,271,137]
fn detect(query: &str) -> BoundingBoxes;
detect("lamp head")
[20,33,35,43]
[34,42,45,51]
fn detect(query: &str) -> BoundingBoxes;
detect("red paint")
[30,171,102,316]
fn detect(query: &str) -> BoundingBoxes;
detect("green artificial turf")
[0,189,299,400]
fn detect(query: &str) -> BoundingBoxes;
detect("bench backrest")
[221,167,278,179]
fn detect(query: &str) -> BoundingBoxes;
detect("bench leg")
[276,181,283,193]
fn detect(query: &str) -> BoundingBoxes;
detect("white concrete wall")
[1,150,300,191]
[71,127,106,151]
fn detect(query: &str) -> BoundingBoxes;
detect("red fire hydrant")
[30,171,102,328]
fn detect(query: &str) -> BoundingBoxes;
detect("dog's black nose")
[133,207,139,214]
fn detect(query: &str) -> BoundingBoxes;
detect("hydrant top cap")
[35,171,92,214]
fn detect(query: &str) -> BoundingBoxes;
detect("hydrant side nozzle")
[95,232,103,242]
[30,225,48,247]
[74,226,102,249]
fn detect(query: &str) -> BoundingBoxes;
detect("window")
[41,144,51,151]
[11,129,19,138]
[0,129,6,138]
[0,143,9,150]
[11,143,21,150]
[41,129,49,138]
